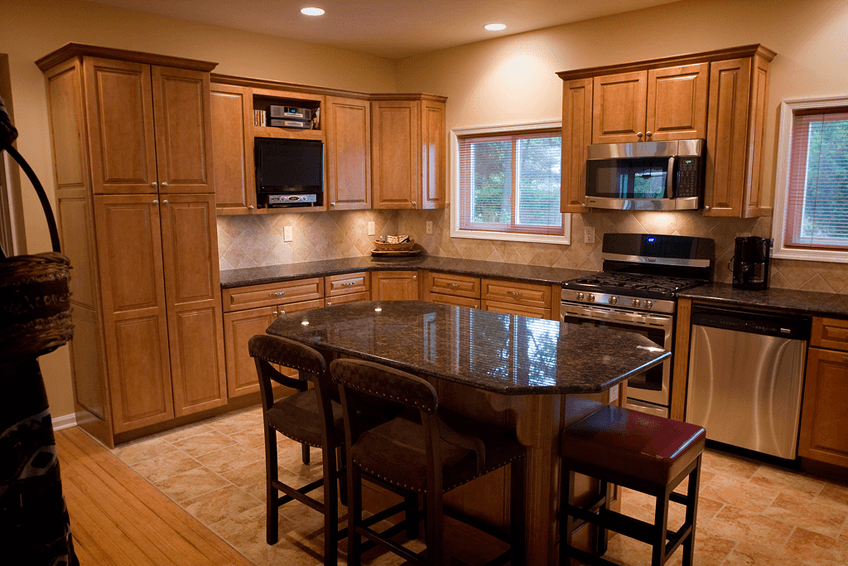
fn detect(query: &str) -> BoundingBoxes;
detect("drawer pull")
[447,283,460,288]
[269,291,286,297]
[326,302,332,306]
[843,356,848,362]
[340,281,356,287]
[507,291,523,297]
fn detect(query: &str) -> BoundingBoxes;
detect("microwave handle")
[666,156,675,198]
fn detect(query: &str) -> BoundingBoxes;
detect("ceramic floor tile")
[221,459,268,501]
[195,443,264,475]
[781,526,848,565]
[666,527,736,566]
[113,435,177,465]
[182,484,263,525]
[700,474,778,513]
[817,482,848,511]
[700,504,794,552]
[748,464,827,500]
[157,422,215,443]
[762,492,848,539]
[153,466,231,504]
[701,449,761,481]
[128,449,202,483]
[170,429,238,458]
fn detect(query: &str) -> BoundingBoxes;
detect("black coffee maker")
[731,236,772,290]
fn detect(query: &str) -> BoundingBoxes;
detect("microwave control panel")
[675,157,702,198]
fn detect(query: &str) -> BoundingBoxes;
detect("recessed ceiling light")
[484,23,506,31]
[301,7,325,16]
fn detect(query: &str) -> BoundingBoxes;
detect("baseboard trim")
[52,412,79,431]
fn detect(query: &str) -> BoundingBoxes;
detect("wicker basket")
[373,239,416,251]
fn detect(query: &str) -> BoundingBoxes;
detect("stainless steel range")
[561,233,714,417]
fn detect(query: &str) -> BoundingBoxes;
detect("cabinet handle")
[704,205,711,210]
[248,205,255,210]
[279,310,285,315]
[326,301,332,306]
[413,275,417,280]
[150,181,158,188]
[269,291,286,297]
[340,281,355,287]
[152,199,159,205]
[447,283,460,288]
[162,200,169,205]
[161,182,168,188]
[637,132,643,139]
[507,291,523,297]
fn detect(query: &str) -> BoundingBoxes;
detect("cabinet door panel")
[483,300,550,320]
[159,195,219,304]
[152,66,214,194]
[561,78,592,213]
[592,71,647,143]
[169,302,227,414]
[372,271,419,301]
[372,101,419,209]
[83,58,157,194]
[224,307,277,397]
[211,83,254,212]
[422,100,446,209]
[326,96,371,210]
[799,348,848,467]
[646,63,708,141]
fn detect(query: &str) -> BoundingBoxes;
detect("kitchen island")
[267,301,669,565]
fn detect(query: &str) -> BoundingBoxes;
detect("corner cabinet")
[371,95,447,210]
[557,44,774,218]
[38,44,224,445]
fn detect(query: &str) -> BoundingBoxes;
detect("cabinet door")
[646,63,708,141]
[159,194,227,416]
[704,58,751,217]
[799,348,848,468]
[372,100,420,209]
[83,58,158,194]
[592,71,647,143]
[223,306,277,397]
[326,96,371,210]
[561,78,593,213]
[94,195,173,432]
[482,300,550,320]
[371,271,419,301]
[211,83,255,213]
[151,66,214,194]
[421,98,446,209]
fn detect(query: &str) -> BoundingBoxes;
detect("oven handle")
[561,304,673,330]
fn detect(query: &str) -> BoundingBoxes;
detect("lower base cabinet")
[799,345,848,468]
[371,270,419,301]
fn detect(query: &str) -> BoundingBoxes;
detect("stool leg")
[597,479,609,556]
[682,457,702,566]
[347,465,363,566]
[322,444,339,565]
[265,426,279,545]
[510,459,526,566]
[301,442,311,465]
[559,467,575,566]
[652,487,671,566]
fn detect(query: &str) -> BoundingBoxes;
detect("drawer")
[222,278,324,312]
[425,271,480,299]
[325,291,370,307]
[481,278,551,309]
[325,272,370,297]
[483,300,551,320]
[429,293,480,309]
[811,317,848,352]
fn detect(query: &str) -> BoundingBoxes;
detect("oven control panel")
[561,289,675,314]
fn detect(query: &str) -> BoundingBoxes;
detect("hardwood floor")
[55,426,252,566]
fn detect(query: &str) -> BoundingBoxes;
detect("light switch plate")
[584,226,595,244]
[284,226,293,242]
[367,221,375,236]
[426,221,433,235]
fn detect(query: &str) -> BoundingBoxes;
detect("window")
[773,96,848,262]
[451,122,570,244]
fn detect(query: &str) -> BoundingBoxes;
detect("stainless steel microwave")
[585,139,704,211]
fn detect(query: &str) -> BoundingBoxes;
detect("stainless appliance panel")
[686,324,807,459]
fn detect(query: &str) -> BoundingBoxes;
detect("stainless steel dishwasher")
[685,304,811,459]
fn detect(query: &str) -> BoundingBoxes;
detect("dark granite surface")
[266,301,669,395]
[679,283,848,318]
[220,255,593,289]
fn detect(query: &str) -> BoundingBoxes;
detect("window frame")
[450,121,570,245]
[773,95,848,263]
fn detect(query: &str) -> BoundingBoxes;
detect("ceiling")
[88,0,680,59]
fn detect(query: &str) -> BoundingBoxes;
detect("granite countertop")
[679,283,848,318]
[220,255,593,289]
[266,301,669,395]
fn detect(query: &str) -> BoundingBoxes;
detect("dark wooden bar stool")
[331,358,527,566]
[559,405,706,566]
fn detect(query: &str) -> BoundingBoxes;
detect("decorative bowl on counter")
[372,236,420,256]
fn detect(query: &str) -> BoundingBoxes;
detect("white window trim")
[450,120,571,245]
[772,95,848,263]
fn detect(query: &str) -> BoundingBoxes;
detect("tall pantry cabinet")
[37,44,225,446]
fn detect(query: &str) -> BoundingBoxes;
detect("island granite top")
[265,301,669,395]
[679,282,848,318]
[220,255,592,289]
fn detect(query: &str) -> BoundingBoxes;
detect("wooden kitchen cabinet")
[371,95,446,210]
[325,96,371,210]
[324,272,370,306]
[481,278,554,320]
[211,82,256,213]
[371,270,420,301]
[422,271,481,309]
[799,317,848,468]
[592,63,707,144]
[39,44,221,445]
[561,78,593,213]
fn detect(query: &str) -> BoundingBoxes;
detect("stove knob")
[645,300,653,309]
[576,292,584,301]
[587,294,595,302]
[632,299,641,308]
[609,296,618,305]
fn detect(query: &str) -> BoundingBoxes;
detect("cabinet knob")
[704,205,711,210]
[413,275,417,280]
[331,202,336,207]
[162,200,169,205]
[637,132,643,139]
[326,301,332,306]
[412,201,417,207]
[248,205,255,210]
[161,182,168,188]
[152,200,159,205]
[150,181,158,188]
[646,131,653,138]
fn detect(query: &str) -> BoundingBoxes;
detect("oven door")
[561,302,673,411]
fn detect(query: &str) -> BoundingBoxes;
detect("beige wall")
[0,0,398,418]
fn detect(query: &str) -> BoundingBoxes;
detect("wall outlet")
[584,226,595,244]
[284,226,293,242]
[426,220,433,235]
[367,221,375,236]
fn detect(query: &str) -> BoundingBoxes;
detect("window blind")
[784,108,848,250]
[457,130,563,236]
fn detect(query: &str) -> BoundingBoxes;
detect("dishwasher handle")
[690,304,811,341]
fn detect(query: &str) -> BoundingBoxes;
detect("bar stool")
[331,358,527,566]
[559,405,705,566]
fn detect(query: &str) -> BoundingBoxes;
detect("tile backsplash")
[218,207,848,294]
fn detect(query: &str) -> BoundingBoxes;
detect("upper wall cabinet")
[558,45,775,218]
[325,96,371,210]
[211,83,255,213]
[371,95,447,210]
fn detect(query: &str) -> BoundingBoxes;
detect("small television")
[254,137,324,207]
